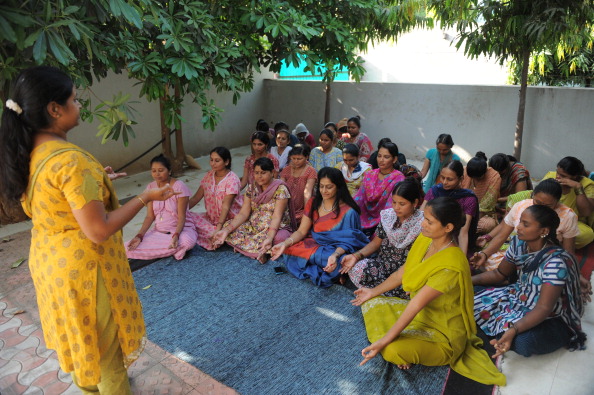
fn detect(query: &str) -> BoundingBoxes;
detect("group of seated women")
[123,121,592,386]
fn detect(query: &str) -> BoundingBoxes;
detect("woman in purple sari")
[421,160,479,256]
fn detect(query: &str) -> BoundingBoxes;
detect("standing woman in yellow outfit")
[0,66,177,394]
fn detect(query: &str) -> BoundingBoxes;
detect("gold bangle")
[137,196,147,207]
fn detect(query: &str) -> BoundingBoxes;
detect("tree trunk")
[171,84,186,175]
[159,89,173,161]
[514,49,530,161]
[324,82,331,124]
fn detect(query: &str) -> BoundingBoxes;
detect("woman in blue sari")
[271,167,369,287]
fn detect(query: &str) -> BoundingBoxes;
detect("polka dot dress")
[23,141,146,386]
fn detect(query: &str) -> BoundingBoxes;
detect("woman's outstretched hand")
[211,229,229,248]
[339,254,357,274]
[104,166,127,181]
[127,236,141,251]
[324,254,338,273]
[351,287,374,306]
[490,329,515,359]
[469,251,487,270]
[360,340,384,366]
[146,184,180,202]
[270,243,286,261]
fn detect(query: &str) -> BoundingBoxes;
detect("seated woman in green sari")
[352,197,505,386]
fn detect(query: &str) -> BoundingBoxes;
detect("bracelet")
[137,196,147,207]
[135,234,144,242]
[172,232,179,238]
[508,321,519,336]
[268,226,279,231]
[481,234,493,242]
[355,251,364,261]
[285,237,295,247]
[575,187,585,196]
[478,251,488,259]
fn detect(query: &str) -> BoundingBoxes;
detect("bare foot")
[397,364,412,370]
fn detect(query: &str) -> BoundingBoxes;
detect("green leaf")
[24,30,42,48]
[11,258,26,269]
[33,32,47,63]
[68,24,81,40]
[119,1,143,28]
[63,6,80,15]
[0,15,16,42]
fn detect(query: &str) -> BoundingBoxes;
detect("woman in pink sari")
[189,147,243,250]
[213,157,291,263]
[126,155,198,260]
[354,143,405,236]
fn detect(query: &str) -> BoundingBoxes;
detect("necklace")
[156,177,172,221]
[320,200,336,213]
[214,170,228,182]
[379,169,392,176]
[527,241,548,253]
[423,238,454,260]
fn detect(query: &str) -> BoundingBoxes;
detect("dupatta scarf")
[250,179,296,230]
[518,241,585,350]
[403,235,506,386]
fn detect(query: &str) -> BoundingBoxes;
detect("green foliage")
[1,0,429,145]
[509,32,594,87]
[429,0,594,64]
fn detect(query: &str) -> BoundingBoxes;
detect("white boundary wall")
[262,80,594,179]
[71,74,593,179]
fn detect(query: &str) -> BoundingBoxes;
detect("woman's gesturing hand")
[351,287,374,306]
[360,340,384,366]
[339,254,357,274]
[146,184,180,202]
[270,243,286,261]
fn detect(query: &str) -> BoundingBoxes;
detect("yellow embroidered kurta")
[362,234,506,386]
[22,140,145,386]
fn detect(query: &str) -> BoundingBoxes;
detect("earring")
[541,233,548,239]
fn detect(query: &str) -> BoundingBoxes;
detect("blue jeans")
[500,317,571,357]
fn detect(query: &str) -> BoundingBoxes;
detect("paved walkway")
[0,231,237,395]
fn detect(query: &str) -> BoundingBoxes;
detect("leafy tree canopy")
[1,0,427,144]
[428,0,594,159]
[509,33,594,87]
